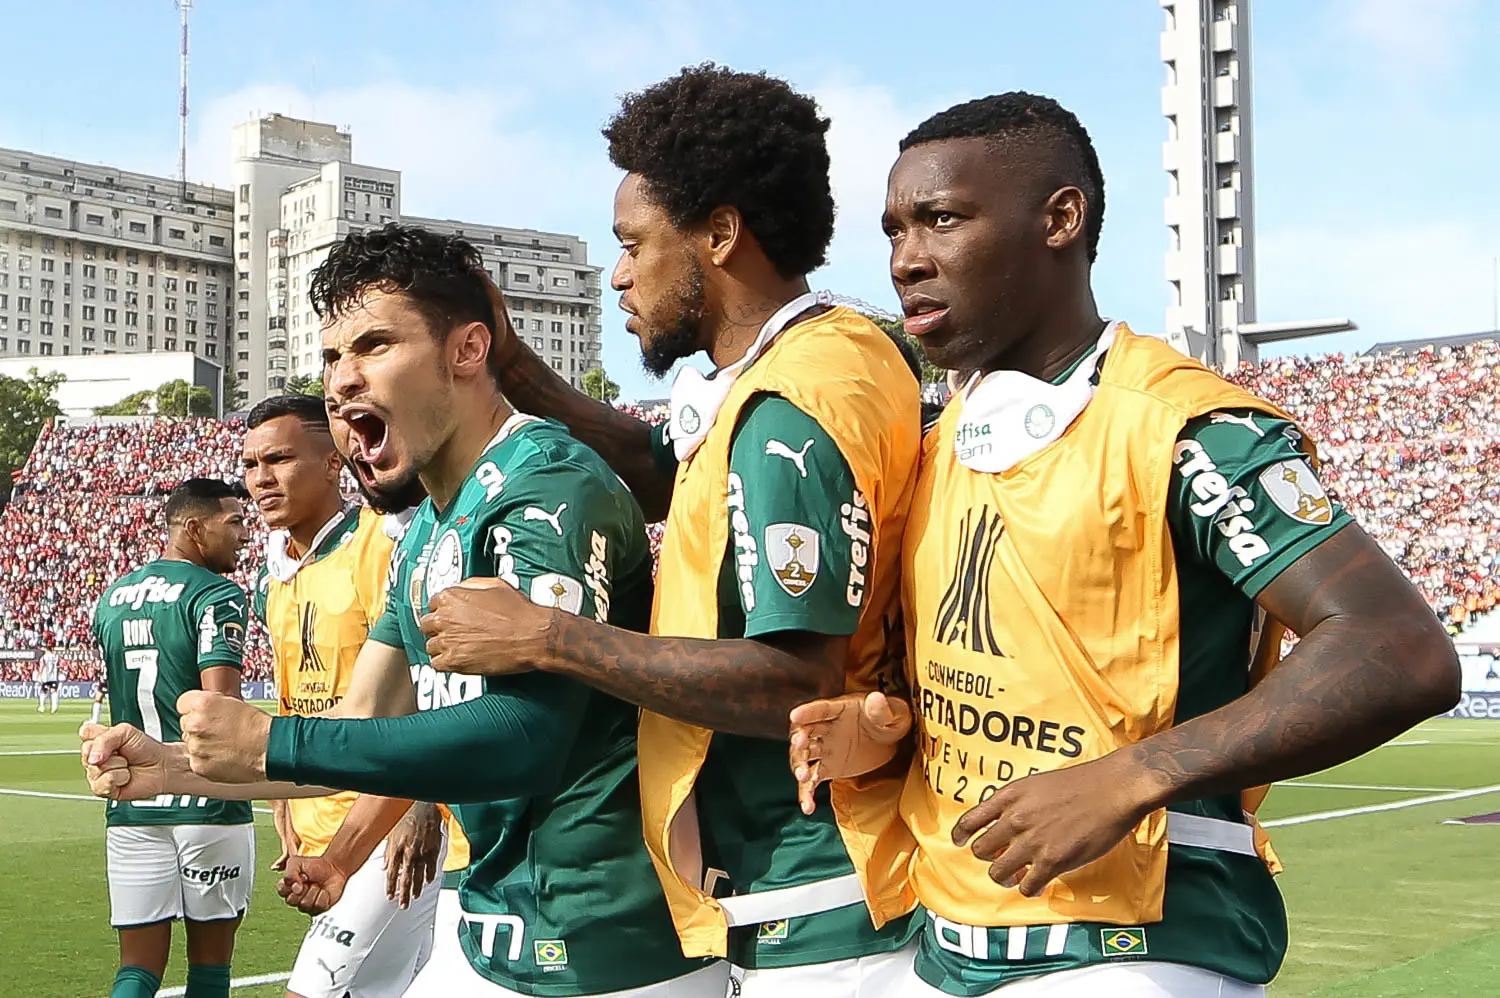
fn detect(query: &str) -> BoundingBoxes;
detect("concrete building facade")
[0,148,233,369]
[232,113,603,399]
[1160,0,1258,366]
[2,114,604,404]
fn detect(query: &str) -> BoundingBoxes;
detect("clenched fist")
[80,722,171,800]
[420,577,548,677]
[177,691,272,784]
[277,854,350,915]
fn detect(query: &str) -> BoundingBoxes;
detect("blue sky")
[2,0,1496,400]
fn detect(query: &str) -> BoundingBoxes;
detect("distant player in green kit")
[90,477,253,998]
[81,225,726,998]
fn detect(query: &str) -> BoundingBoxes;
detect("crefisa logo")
[180,863,242,888]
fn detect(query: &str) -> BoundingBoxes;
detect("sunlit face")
[883,137,1045,373]
[241,414,340,532]
[611,173,707,377]
[321,288,457,503]
[197,497,250,575]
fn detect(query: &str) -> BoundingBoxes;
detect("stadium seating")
[1,346,1493,676]
[1229,339,1500,635]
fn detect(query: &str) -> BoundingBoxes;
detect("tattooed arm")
[950,522,1459,896]
[424,578,848,739]
[486,281,674,521]
[543,621,847,738]
[1118,523,1459,805]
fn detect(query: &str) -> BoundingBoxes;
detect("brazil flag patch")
[534,939,568,968]
[757,920,789,943]
[1101,927,1147,957]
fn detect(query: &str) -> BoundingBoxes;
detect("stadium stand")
[1229,338,1500,635]
[1,346,1493,678]
[0,405,673,682]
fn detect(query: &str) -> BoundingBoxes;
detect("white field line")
[1389,738,1500,747]
[152,971,291,997]
[0,748,78,755]
[0,786,272,814]
[1279,781,1460,792]
[1265,783,1500,828]
[7,787,290,997]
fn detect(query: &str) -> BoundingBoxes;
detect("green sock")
[185,963,232,998]
[110,965,161,998]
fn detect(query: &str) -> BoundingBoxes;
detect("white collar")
[953,321,1119,474]
[264,506,355,583]
[381,506,416,541]
[485,411,543,452]
[666,291,831,461]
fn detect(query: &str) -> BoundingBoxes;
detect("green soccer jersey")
[92,558,252,828]
[913,404,1351,994]
[654,393,919,968]
[271,416,709,996]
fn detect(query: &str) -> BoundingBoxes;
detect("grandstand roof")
[1364,329,1499,355]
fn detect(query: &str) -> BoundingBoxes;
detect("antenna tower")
[176,0,193,199]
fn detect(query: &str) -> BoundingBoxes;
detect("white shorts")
[286,835,447,998]
[428,886,464,970]
[403,928,728,998]
[106,823,255,928]
[730,937,916,997]
[899,960,1266,996]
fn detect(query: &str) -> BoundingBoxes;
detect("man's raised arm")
[487,281,674,520]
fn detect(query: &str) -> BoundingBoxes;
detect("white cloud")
[1258,221,1499,356]
[1334,0,1475,77]
[810,78,910,314]
[189,81,613,234]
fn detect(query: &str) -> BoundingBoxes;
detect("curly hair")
[309,223,500,379]
[901,93,1106,263]
[604,64,835,279]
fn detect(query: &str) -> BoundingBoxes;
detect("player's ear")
[450,321,491,381]
[181,513,204,549]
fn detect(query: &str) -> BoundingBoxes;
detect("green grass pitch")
[3,701,1498,996]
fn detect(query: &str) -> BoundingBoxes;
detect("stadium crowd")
[1,340,1496,681]
[1230,338,1500,634]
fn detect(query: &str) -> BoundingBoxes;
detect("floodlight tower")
[176,0,193,199]
[1159,0,1352,367]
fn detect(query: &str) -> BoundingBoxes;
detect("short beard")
[639,260,706,378]
[349,462,427,514]
[208,550,241,576]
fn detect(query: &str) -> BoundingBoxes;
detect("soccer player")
[242,392,448,998]
[90,477,253,998]
[91,661,110,724]
[82,224,726,998]
[786,93,1461,996]
[416,66,922,995]
[36,644,61,712]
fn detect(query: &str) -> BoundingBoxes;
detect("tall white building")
[0,149,234,373]
[0,114,605,407]
[230,115,353,402]
[269,157,402,384]
[410,217,602,386]
[232,113,603,400]
[1160,0,1258,367]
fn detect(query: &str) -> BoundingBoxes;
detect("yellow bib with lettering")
[265,508,393,857]
[642,307,922,956]
[879,325,1306,928]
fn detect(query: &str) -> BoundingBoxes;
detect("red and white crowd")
[2,343,1495,678]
